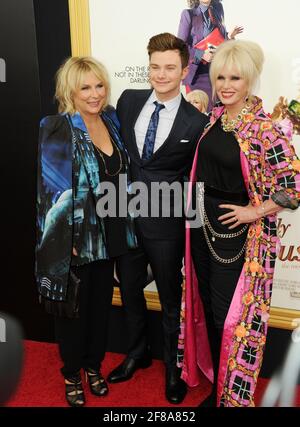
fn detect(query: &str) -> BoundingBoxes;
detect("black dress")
[94,140,128,258]
[54,141,130,378]
[191,118,249,329]
[196,118,247,193]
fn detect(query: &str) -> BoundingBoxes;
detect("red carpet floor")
[6,341,300,407]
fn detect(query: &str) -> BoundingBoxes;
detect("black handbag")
[39,270,81,319]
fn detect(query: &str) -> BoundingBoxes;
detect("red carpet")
[6,341,300,407]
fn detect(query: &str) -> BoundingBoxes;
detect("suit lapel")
[126,90,152,164]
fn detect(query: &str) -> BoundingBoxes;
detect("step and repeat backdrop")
[1,0,71,340]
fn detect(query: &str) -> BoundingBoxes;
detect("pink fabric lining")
[180,97,300,406]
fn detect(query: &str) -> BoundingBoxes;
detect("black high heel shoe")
[65,373,86,407]
[85,368,108,396]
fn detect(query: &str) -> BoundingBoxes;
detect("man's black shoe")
[165,367,187,404]
[107,355,152,383]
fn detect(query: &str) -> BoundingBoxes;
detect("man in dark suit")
[107,33,208,404]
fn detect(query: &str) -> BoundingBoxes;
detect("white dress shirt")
[134,91,182,157]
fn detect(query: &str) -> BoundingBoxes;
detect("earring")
[244,95,251,110]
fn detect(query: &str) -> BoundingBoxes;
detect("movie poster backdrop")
[88,0,300,318]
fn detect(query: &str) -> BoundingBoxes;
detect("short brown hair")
[147,33,189,68]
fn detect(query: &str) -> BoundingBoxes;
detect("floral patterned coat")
[178,96,300,407]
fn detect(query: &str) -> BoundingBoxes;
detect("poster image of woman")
[178,0,243,111]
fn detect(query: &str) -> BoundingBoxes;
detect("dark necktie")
[142,101,165,160]
[203,9,212,30]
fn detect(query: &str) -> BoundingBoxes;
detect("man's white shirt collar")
[147,91,182,112]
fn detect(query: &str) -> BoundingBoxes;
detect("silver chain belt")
[197,183,248,264]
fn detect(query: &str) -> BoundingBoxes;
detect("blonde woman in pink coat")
[178,39,300,407]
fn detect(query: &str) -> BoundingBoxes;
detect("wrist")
[256,202,266,219]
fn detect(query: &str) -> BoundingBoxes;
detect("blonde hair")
[55,56,110,114]
[186,90,209,112]
[209,39,264,100]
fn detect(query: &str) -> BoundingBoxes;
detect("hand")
[228,25,244,39]
[202,45,216,63]
[73,247,78,256]
[218,202,258,229]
